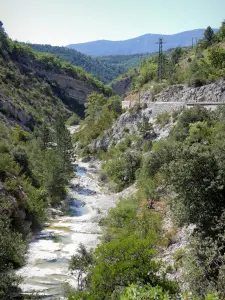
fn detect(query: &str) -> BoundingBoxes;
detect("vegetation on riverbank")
[0,23,78,297]
[67,195,179,299]
[0,116,74,297]
[69,23,225,300]
[1,18,225,298]
[73,92,123,155]
[71,105,225,299]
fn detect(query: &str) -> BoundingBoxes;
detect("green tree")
[69,244,94,291]
[204,26,215,46]
[183,213,225,298]
[54,115,74,170]
[39,121,51,150]
[170,106,212,141]
[106,95,122,116]
[215,21,225,42]
[89,236,161,299]
[0,21,9,53]
[187,121,212,144]
[104,151,141,191]
[166,143,224,229]
[208,46,225,69]
[84,93,106,124]
[0,217,25,298]
[171,47,184,64]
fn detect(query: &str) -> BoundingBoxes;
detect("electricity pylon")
[156,38,165,82]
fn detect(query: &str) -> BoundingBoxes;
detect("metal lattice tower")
[192,37,198,48]
[156,38,165,81]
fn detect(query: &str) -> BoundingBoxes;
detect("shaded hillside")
[0,22,82,296]
[28,43,123,83]
[67,29,218,56]
[97,53,152,71]
[28,44,154,83]
[110,68,139,95]
[0,40,112,123]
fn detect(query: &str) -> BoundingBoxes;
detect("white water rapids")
[17,160,117,299]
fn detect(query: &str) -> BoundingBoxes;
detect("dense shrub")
[156,112,171,127]
[104,151,141,191]
[0,116,73,295]
[69,196,178,299]
[66,113,80,126]
[74,93,122,151]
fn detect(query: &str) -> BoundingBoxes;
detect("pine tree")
[39,121,51,150]
[54,115,74,170]
[204,26,215,46]
[0,21,9,53]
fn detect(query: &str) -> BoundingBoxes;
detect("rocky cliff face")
[0,43,109,128]
[141,78,225,103]
[16,57,100,117]
[110,77,132,96]
[0,91,34,129]
[89,106,173,151]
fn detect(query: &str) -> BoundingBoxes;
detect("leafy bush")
[0,217,25,297]
[69,196,178,299]
[183,215,225,299]
[119,284,172,300]
[104,151,141,191]
[74,93,122,150]
[156,112,171,127]
[151,83,168,99]
[170,106,212,141]
[66,114,80,126]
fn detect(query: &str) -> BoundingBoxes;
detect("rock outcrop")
[141,78,225,103]
[89,106,174,151]
[90,79,225,151]
[0,93,34,128]
[111,77,132,95]
[16,59,99,117]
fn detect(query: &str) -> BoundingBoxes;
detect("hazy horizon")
[0,0,224,46]
[70,28,219,45]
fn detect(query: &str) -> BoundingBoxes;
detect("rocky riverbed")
[17,159,118,299]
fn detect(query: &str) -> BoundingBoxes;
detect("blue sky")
[0,0,224,45]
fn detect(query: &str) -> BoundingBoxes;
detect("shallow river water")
[17,160,117,299]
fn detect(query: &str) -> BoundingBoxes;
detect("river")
[17,159,117,299]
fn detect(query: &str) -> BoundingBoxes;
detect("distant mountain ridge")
[67,29,218,56]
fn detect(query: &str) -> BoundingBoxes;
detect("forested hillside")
[111,24,225,100]
[0,35,112,122]
[0,21,112,297]
[128,25,225,93]
[96,53,151,72]
[70,23,225,300]
[28,43,154,83]
[28,43,123,83]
